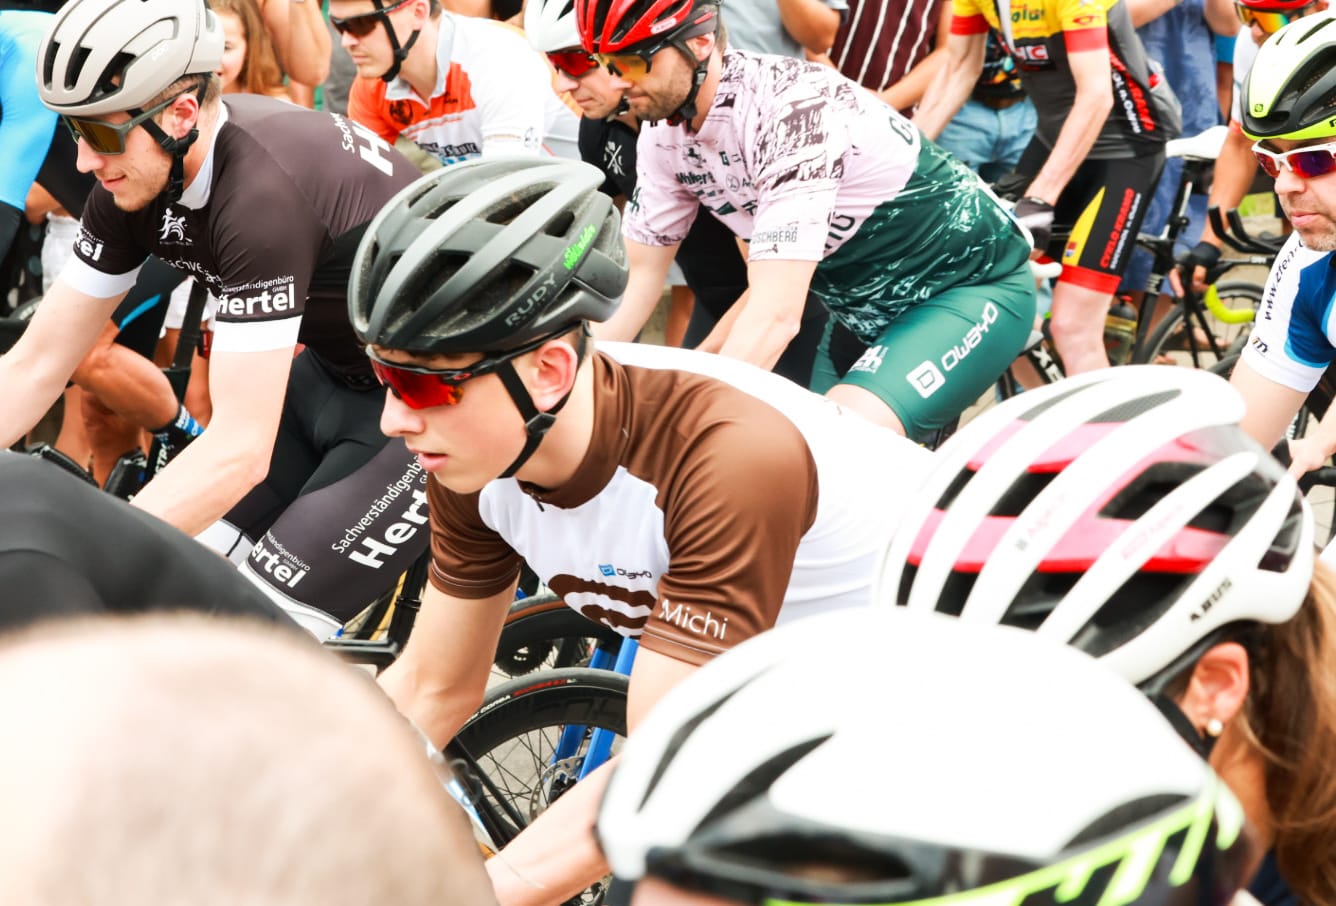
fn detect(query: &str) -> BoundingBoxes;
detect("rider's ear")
[526,338,581,410]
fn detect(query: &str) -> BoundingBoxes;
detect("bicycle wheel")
[449,668,628,903]
[1135,281,1263,369]
[494,593,625,679]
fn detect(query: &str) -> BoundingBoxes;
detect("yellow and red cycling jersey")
[950,0,1179,157]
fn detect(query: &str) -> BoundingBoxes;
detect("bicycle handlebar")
[1208,206,1285,256]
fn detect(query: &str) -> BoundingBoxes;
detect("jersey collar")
[177,100,230,211]
[383,12,455,104]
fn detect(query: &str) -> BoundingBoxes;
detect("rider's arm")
[880,0,953,113]
[716,259,819,369]
[0,277,124,447]
[378,581,515,746]
[128,346,294,535]
[486,650,699,906]
[1232,359,1308,448]
[1199,127,1258,247]
[776,0,843,55]
[1022,44,1112,204]
[261,0,332,87]
[593,238,680,341]
[911,27,986,139]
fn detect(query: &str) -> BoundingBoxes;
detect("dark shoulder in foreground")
[0,453,298,634]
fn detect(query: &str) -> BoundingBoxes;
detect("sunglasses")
[594,46,663,82]
[1252,139,1336,180]
[1234,1,1313,32]
[548,49,601,79]
[63,91,182,156]
[368,331,562,410]
[331,0,414,37]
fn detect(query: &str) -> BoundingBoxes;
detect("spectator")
[830,0,948,113]
[0,614,497,905]
[724,0,846,59]
[214,0,292,100]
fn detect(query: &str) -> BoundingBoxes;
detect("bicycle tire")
[1134,282,1263,368]
[449,668,628,904]
[495,593,625,678]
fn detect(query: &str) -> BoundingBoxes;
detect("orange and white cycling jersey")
[348,12,579,165]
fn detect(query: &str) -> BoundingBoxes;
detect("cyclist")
[0,0,433,633]
[574,0,1035,440]
[1222,13,1336,480]
[598,608,1259,906]
[0,614,496,906]
[915,0,1182,374]
[333,0,580,164]
[879,365,1335,905]
[0,452,295,633]
[524,0,828,384]
[350,157,933,904]
[1173,0,1326,297]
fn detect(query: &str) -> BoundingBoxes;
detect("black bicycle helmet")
[1241,11,1336,141]
[350,157,626,356]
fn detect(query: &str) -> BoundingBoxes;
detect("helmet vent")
[1088,389,1180,424]
[933,467,975,511]
[1068,795,1187,847]
[1001,574,1078,630]
[1259,498,1304,573]
[935,569,981,617]
[1098,462,1205,520]
[990,470,1057,517]
[1015,384,1085,421]
[691,736,831,835]
[1070,573,1190,658]
[545,209,576,237]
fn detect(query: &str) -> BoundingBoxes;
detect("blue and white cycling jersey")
[1241,233,1336,392]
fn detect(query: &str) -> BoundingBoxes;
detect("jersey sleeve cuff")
[59,255,142,299]
[949,13,989,34]
[428,560,521,599]
[209,317,303,354]
[1240,342,1327,394]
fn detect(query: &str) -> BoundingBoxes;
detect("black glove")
[990,170,1030,202]
[1013,196,1055,253]
[1176,240,1222,279]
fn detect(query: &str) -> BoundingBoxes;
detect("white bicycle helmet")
[525,0,581,53]
[878,366,1313,690]
[598,608,1254,904]
[37,0,224,116]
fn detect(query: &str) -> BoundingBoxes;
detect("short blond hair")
[0,615,496,906]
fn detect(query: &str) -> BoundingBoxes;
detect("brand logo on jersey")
[249,536,310,590]
[604,141,625,177]
[217,278,297,318]
[159,209,189,244]
[907,360,946,398]
[850,344,888,375]
[659,598,727,640]
[1251,335,1269,355]
[75,228,104,262]
[599,564,654,580]
[1013,44,1049,64]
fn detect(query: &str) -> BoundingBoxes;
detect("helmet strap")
[376,0,423,83]
[665,39,710,129]
[1148,693,1217,759]
[139,82,208,205]
[495,360,570,480]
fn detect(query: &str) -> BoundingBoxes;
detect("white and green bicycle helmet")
[1241,11,1336,141]
[597,608,1256,905]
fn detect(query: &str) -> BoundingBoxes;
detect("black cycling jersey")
[0,451,296,634]
[69,94,420,382]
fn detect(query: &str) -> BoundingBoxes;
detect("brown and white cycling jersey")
[429,342,931,665]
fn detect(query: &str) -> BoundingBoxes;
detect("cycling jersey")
[950,0,1180,157]
[626,50,1031,344]
[348,12,579,165]
[0,451,295,634]
[57,94,430,624]
[62,94,419,382]
[1240,233,1336,391]
[428,342,932,665]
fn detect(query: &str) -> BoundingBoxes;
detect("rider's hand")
[1168,240,1221,297]
[1013,197,1055,255]
[1286,435,1330,481]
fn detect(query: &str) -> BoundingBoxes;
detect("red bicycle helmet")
[575,0,717,53]
[1235,0,1314,11]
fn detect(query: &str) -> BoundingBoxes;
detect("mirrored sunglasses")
[1252,139,1336,180]
[548,49,601,79]
[63,92,180,156]
[594,47,661,81]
